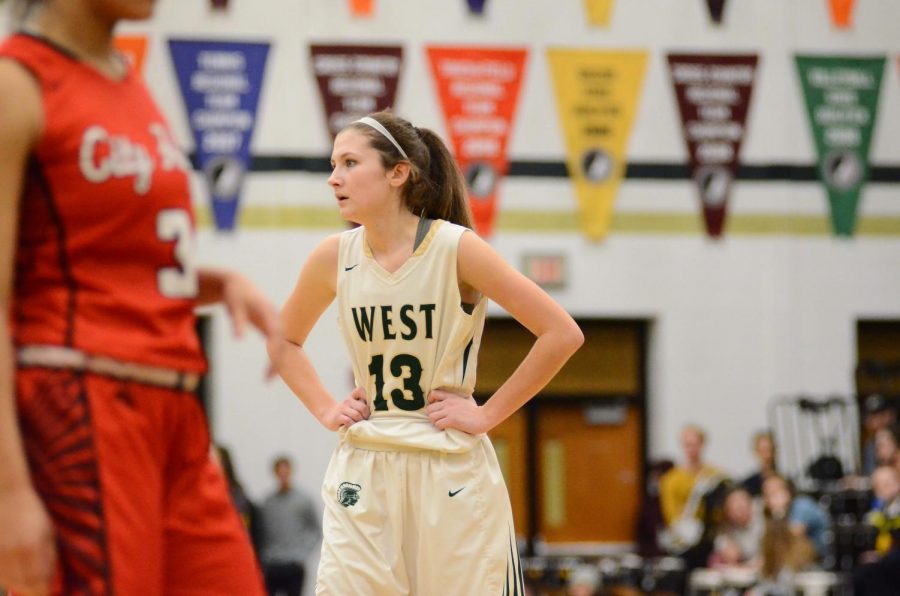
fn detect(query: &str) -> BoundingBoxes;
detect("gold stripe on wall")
[195,206,343,229]
[194,206,900,237]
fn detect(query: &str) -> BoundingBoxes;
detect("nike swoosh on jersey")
[449,487,465,497]
[344,264,359,271]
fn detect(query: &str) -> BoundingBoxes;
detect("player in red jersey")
[0,1,277,594]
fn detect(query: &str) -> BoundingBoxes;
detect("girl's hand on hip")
[426,389,488,435]
[324,387,369,431]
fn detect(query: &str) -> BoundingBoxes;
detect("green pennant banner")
[795,56,886,237]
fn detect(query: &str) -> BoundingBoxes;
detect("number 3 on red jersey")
[156,208,198,298]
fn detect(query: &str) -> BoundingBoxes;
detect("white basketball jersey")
[336,219,487,453]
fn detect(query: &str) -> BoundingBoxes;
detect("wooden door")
[535,402,642,544]
[489,410,529,537]
[481,318,647,548]
[857,320,900,397]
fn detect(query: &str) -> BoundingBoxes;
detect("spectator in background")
[709,487,764,569]
[213,444,261,554]
[758,517,817,587]
[853,465,900,596]
[636,459,675,558]
[862,395,897,475]
[865,466,900,554]
[658,425,727,567]
[873,425,900,470]
[761,474,830,559]
[567,564,600,596]
[741,431,777,498]
[258,455,321,596]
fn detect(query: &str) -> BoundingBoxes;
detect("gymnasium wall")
[6,1,899,508]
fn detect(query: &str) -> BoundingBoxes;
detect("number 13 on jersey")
[367,353,426,411]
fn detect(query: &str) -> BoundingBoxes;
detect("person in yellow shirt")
[854,465,900,595]
[658,425,727,565]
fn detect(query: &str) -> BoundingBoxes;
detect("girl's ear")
[388,162,411,187]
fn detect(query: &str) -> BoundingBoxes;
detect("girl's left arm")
[196,269,281,379]
[196,268,281,343]
[426,231,583,434]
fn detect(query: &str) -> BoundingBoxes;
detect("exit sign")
[522,253,567,290]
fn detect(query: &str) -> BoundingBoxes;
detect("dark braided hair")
[345,111,474,230]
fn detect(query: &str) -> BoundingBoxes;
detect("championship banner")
[583,0,614,26]
[466,0,488,15]
[310,45,403,140]
[349,0,374,17]
[668,54,758,237]
[547,49,647,241]
[828,0,855,29]
[704,0,728,24]
[114,35,148,75]
[427,46,528,237]
[169,39,270,232]
[796,55,885,236]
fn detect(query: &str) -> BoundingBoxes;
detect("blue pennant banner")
[467,0,488,14]
[169,39,270,231]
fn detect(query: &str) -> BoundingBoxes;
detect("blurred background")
[6,1,897,593]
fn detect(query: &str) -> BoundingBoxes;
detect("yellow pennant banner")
[583,0,615,26]
[547,49,647,241]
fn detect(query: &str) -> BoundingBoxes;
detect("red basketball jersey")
[2,33,206,372]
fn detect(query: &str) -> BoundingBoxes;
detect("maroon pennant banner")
[310,45,404,139]
[704,0,727,24]
[667,54,758,237]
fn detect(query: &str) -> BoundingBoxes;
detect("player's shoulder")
[455,223,491,257]
[0,56,42,105]
[0,58,43,144]
[426,219,474,251]
[311,233,342,263]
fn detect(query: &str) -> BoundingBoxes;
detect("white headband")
[354,116,409,160]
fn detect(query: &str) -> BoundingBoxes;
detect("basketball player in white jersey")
[269,111,583,595]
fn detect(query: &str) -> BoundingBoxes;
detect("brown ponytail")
[345,111,474,230]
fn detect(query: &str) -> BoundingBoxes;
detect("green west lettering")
[350,304,436,342]
[351,306,376,341]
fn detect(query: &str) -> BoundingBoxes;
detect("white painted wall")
[5,1,899,554]
[171,0,900,496]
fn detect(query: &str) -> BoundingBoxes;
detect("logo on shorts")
[338,482,361,507]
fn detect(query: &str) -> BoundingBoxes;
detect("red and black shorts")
[15,365,264,596]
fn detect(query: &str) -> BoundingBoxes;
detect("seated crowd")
[542,395,900,596]
[645,395,900,596]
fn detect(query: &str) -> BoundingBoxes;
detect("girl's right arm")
[267,235,369,430]
[0,60,57,595]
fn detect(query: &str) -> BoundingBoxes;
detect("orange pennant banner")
[113,35,148,75]
[828,0,855,28]
[349,0,375,17]
[427,46,528,237]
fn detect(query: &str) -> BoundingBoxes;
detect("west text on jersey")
[350,304,436,342]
